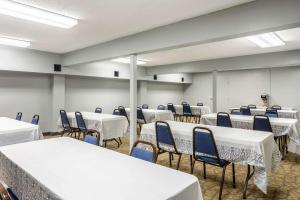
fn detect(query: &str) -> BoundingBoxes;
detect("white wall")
[183,72,213,108]
[0,72,52,132]
[146,82,184,108]
[65,76,130,114]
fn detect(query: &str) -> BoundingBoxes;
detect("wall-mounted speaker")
[54,64,61,72]
[181,77,184,82]
[114,71,119,77]
[153,75,157,80]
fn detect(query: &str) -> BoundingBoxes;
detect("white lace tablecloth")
[174,105,211,115]
[140,121,281,194]
[229,108,298,119]
[0,137,203,200]
[126,108,174,123]
[57,112,128,144]
[0,117,42,146]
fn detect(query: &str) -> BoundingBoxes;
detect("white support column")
[129,55,138,148]
[52,75,66,132]
[212,71,218,113]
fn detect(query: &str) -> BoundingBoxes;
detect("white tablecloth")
[58,112,128,144]
[140,121,281,194]
[229,107,298,119]
[174,105,211,115]
[0,137,203,200]
[126,108,174,123]
[0,117,42,146]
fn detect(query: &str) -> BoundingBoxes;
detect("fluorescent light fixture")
[246,32,285,48]
[0,0,78,28]
[0,37,30,47]
[112,57,147,65]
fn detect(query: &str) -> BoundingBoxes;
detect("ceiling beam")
[146,49,300,74]
[62,0,300,66]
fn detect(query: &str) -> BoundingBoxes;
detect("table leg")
[243,165,255,199]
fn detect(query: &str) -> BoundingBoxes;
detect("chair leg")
[118,137,122,144]
[176,154,182,170]
[232,163,236,188]
[219,166,227,200]
[203,162,206,179]
[190,155,193,173]
[191,160,196,174]
[169,152,172,167]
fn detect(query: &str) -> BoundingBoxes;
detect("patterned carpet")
[105,137,300,200]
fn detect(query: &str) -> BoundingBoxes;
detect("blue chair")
[118,106,129,123]
[182,103,193,122]
[253,115,272,132]
[0,181,18,200]
[265,108,278,118]
[111,109,124,147]
[230,109,241,115]
[181,101,188,105]
[217,112,232,127]
[142,104,149,109]
[157,105,165,110]
[60,110,79,138]
[95,107,102,113]
[84,134,100,146]
[197,102,204,106]
[192,127,235,200]
[15,112,22,121]
[112,109,120,115]
[155,121,182,170]
[75,112,99,140]
[248,104,256,109]
[130,140,157,163]
[137,107,146,130]
[271,105,281,110]
[167,103,178,121]
[240,106,251,116]
[31,114,39,125]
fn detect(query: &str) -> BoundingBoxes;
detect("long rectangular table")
[58,112,128,145]
[140,120,281,195]
[125,108,174,123]
[229,107,298,119]
[0,117,42,146]
[0,137,203,200]
[174,105,211,116]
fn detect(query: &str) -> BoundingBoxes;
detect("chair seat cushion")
[195,155,229,167]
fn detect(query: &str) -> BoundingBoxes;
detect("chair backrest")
[112,109,120,115]
[95,107,102,113]
[193,127,221,164]
[15,112,22,121]
[253,115,272,132]
[182,103,192,115]
[157,105,165,110]
[196,102,203,106]
[130,140,157,163]
[137,107,146,123]
[0,181,18,200]
[271,105,281,110]
[118,106,129,120]
[84,134,100,145]
[240,106,251,116]
[75,112,87,132]
[141,104,149,109]
[181,101,188,105]
[265,108,278,118]
[231,109,241,115]
[155,121,177,152]
[60,110,71,130]
[217,112,232,127]
[167,103,176,114]
[248,104,256,109]
[31,114,39,125]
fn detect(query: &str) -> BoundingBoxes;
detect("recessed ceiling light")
[112,57,147,65]
[246,32,285,48]
[0,37,30,48]
[0,0,78,29]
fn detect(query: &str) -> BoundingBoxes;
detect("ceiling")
[0,0,253,53]
[139,27,300,67]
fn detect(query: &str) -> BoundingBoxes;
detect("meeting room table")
[58,112,128,145]
[229,107,298,119]
[174,105,211,116]
[125,108,174,123]
[0,117,42,146]
[140,120,281,198]
[0,137,203,200]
